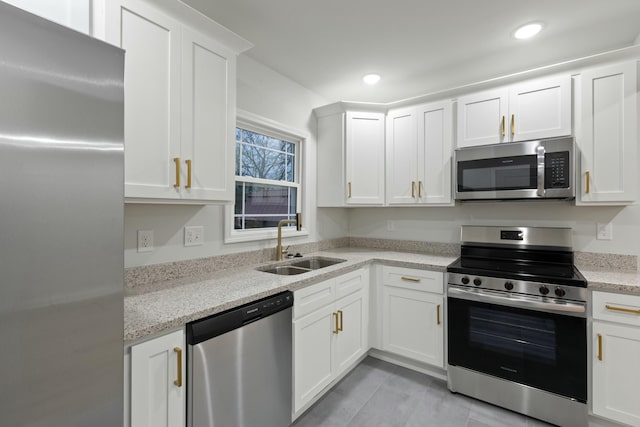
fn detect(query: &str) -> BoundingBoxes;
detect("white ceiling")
[183,0,640,104]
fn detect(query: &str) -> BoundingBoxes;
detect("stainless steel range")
[446,226,588,427]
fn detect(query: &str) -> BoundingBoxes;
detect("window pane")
[234,182,297,230]
[241,145,292,181]
[241,128,294,152]
[286,153,295,182]
[235,143,241,176]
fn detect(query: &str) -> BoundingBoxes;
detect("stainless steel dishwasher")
[186,291,293,427]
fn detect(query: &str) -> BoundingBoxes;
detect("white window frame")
[225,109,309,243]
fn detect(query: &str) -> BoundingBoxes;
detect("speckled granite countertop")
[124,247,640,343]
[124,248,456,343]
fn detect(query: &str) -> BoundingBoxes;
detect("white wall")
[347,202,640,256]
[124,55,348,267]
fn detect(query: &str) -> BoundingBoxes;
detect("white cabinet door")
[577,62,637,204]
[416,100,453,205]
[293,305,335,413]
[180,27,235,201]
[382,286,444,367]
[386,107,418,204]
[335,289,368,376]
[592,322,640,426]
[346,111,386,205]
[456,88,508,148]
[4,0,91,34]
[130,329,185,427]
[508,75,571,142]
[106,0,182,200]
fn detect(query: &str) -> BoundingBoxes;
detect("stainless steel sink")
[256,257,346,275]
[289,257,345,270]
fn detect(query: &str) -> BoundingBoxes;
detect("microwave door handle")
[536,145,545,197]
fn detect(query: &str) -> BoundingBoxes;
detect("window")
[233,124,301,232]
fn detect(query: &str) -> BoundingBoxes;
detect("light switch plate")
[137,230,154,252]
[185,226,204,246]
[596,223,613,240]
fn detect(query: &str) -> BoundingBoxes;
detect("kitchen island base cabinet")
[381,267,444,368]
[130,329,185,427]
[293,269,369,415]
[592,292,640,427]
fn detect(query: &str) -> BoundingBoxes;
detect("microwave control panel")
[544,152,570,188]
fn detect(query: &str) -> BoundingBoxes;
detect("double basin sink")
[257,256,346,275]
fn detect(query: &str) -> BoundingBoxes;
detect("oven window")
[458,155,536,192]
[469,306,556,363]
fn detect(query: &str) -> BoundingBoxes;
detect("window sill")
[224,227,309,244]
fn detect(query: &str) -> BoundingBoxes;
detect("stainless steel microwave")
[454,137,575,201]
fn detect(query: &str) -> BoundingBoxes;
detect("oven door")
[447,287,587,402]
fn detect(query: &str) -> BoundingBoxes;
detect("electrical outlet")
[137,230,154,252]
[596,223,613,240]
[184,226,204,246]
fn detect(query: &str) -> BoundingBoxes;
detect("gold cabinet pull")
[605,304,640,315]
[511,114,515,136]
[401,276,420,282]
[348,182,352,198]
[597,334,603,361]
[173,157,181,188]
[333,312,339,334]
[437,304,441,325]
[173,347,183,387]
[185,159,192,189]
[418,181,423,198]
[501,116,505,137]
[585,171,590,194]
[338,310,344,332]
[411,181,416,198]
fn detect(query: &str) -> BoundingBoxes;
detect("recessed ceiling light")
[363,74,381,85]
[513,22,543,40]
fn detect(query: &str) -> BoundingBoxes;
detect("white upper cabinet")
[4,0,91,34]
[456,75,571,148]
[317,108,385,206]
[386,101,453,205]
[103,0,246,203]
[575,61,638,205]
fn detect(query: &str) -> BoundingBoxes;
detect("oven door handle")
[448,286,586,317]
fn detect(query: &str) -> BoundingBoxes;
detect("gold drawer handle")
[173,157,180,188]
[401,276,420,283]
[597,334,603,361]
[437,304,441,325]
[411,181,416,198]
[173,347,183,387]
[511,114,515,136]
[333,312,339,334]
[338,310,343,332]
[418,181,423,198]
[348,182,352,198]
[501,116,505,137]
[605,304,640,315]
[185,159,192,189]
[585,171,590,194]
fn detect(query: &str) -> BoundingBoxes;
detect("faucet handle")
[281,245,290,255]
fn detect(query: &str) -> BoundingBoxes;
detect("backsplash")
[125,236,637,288]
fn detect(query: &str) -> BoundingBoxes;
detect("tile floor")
[292,357,554,427]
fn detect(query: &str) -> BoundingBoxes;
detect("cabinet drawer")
[335,268,368,300]
[294,279,335,319]
[382,266,443,294]
[593,291,640,326]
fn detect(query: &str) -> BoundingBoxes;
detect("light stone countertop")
[124,247,640,343]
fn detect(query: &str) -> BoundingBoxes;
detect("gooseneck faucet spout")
[275,212,302,261]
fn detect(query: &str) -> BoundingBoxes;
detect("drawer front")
[335,268,368,300]
[593,291,640,326]
[294,279,335,319]
[383,266,443,294]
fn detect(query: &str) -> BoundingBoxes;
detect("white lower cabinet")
[381,266,444,368]
[130,329,185,427]
[592,292,640,426]
[293,268,369,414]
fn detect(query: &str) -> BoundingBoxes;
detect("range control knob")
[504,281,514,291]
[539,286,549,296]
[461,276,470,285]
[555,287,566,297]
[473,278,482,286]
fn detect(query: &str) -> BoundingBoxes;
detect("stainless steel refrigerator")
[0,3,124,426]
